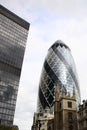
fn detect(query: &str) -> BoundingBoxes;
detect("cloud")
[1,0,87,20]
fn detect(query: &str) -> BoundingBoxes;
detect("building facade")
[54,86,78,130]
[32,85,78,130]
[37,40,81,113]
[0,5,30,126]
[78,100,87,130]
[31,112,54,130]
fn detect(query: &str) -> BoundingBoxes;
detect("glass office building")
[0,5,30,126]
[37,40,81,113]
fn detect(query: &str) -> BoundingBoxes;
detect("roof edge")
[0,5,30,30]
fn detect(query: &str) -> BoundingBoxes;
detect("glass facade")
[37,40,81,113]
[0,5,29,126]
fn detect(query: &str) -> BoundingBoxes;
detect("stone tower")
[54,85,78,130]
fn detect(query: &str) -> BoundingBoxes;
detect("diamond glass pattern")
[37,40,81,113]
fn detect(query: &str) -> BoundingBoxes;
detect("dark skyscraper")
[37,40,81,113]
[0,5,30,126]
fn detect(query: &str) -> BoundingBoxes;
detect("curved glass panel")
[37,40,81,113]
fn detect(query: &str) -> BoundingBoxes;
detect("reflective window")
[0,11,29,125]
[37,42,81,113]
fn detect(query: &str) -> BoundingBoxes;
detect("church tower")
[54,85,78,130]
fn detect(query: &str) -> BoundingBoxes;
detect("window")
[85,103,87,107]
[68,112,73,123]
[68,102,72,108]
[86,120,87,126]
[0,119,1,124]
[60,102,61,108]
[86,110,87,116]
[68,112,72,119]
[59,112,62,121]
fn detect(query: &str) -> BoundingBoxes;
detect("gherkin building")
[37,40,81,113]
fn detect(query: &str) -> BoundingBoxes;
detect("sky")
[0,0,87,130]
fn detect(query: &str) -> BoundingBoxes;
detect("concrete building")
[0,5,30,126]
[37,40,81,113]
[78,100,87,130]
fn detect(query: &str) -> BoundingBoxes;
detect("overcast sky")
[1,0,87,130]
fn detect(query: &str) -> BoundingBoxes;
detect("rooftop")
[50,40,70,50]
[0,4,30,30]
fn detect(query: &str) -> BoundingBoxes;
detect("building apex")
[0,4,30,30]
